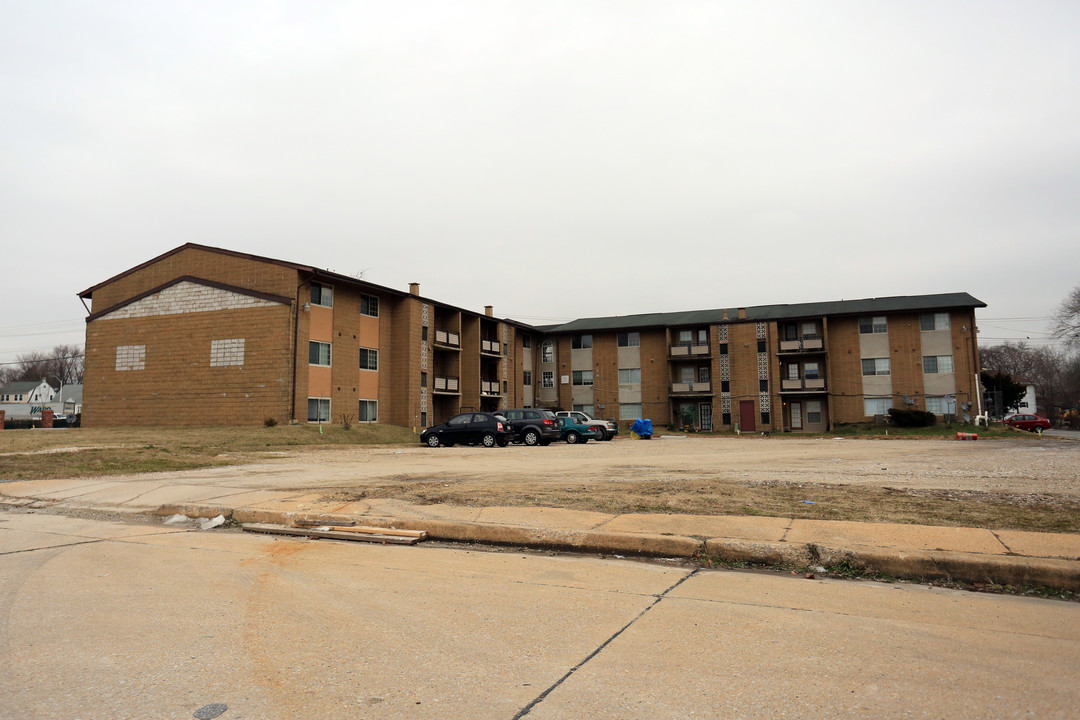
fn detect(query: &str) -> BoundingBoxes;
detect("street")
[2,509,1078,720]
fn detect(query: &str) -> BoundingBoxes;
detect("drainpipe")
[290,272,317,423]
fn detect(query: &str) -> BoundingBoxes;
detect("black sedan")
[420,412,513,448]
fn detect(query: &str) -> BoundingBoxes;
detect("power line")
[0,354,85,367]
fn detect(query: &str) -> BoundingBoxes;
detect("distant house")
[57,384,84,416]
[0,380,55,404]
[1008,383,1038,415]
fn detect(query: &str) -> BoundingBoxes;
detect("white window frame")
[307,397,331,423]
[541,341,554,363]
[617,332,640,347]
[541,371,554,389]
[863,397,892,416]
[859,316,887,334]
[361,294,379,317]
[861,357,890,376]
[618,368,641,386]
[920,312,950,331]
[572,370,594,386]
[523,370,532,386]
[359,347,378,371]
[358,399,378,422]
[309,341,332,367]
[310,282,333,308]
[619,403,642,420]
[923,355,954,374]
[572,334,593,349]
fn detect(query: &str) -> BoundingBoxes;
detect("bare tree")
[0,345,84,387]
[1050,285,1080,348]
[979,341,1080,414]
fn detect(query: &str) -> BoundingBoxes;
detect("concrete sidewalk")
[2,475,1078,593]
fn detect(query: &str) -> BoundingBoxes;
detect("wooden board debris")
[242,523,426,545]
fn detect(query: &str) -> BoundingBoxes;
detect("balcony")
[434,330,460,349]
[669,344,711,358]
[670,381,713,395]
[481,380,503,396]
[433,376,460,394]
[481,339,501,355]
[780,378,827,392]
[778,337,825,353]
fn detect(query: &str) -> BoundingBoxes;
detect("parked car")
[556,416,604,444]
[1003,413,1051,432]
[420,412,513,448]
[555,410,618,440]
[497,408,561,446]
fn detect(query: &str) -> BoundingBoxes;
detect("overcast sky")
[3,1,1078,368]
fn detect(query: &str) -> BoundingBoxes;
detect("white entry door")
[791,402,802,430]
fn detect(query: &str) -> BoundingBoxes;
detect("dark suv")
[497,408,561,446]
[420,412,513,448]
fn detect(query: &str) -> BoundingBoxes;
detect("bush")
[263,417,278,427]
[888,408,937,427]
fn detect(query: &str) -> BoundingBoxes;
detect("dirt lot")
[3,430,1078,532]
[164,435,1080,532]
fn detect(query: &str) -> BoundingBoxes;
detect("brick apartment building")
[79,244,985,432]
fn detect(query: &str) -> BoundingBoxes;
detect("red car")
[1003,413,1051,432]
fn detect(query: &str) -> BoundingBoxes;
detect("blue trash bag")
[631,418,653,437]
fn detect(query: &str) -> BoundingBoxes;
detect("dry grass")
[0,424,418,481]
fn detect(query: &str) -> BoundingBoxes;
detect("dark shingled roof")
[539,292,986,334]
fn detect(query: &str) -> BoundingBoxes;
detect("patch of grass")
[0,424,418,481]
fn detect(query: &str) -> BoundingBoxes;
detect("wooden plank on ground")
[242,523,424,545]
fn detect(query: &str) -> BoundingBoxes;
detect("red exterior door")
[739,400,756,432]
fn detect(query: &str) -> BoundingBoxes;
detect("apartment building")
[79,244,985,432]
[78,244,522,428]
[528,295,985,432]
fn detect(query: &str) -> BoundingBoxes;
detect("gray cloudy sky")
[3,1,1079,367]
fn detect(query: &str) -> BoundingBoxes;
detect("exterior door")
[791,402,803,430]
[739,400,756,432]
[699,403,713,431]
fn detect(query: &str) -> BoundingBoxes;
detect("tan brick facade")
[80,244,985,431]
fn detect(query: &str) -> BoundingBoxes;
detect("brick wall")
[83,304,294,427]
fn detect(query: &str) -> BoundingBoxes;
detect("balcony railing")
[481,339,500,354]
[433,376,460,393]
[670,344,710,357]
[780,378,826,392]
[434,330,460,348]
[778,337,824,352]
[670,381,712,394]
[481,380,502,396]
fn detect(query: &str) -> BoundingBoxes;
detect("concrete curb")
[9,498,1079,594]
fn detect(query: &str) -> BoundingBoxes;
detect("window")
[522,335,531,349]
[864,397,892,416]
[925,396,954,414]
[699,367,710,383]
[542,371,554,389]
[361,295,379,317]
[787,364,800,380]
[310,282,333,308]
[210,338,245,367]
[422,326,428,341]
[358,400,378,422]
[523,370,532,386]
[861,358,890,376]
[541,341,554,363]
[573,404,594,414]
[804,362,819,380]
[677,330,692,346]
[307,398,331,423]
[309,341,331,366]
[923,355,954,374]
[572,370,594,386]
[572,334,593,349]
[617,332,640,347]
[619,403,642,420]
[801,322,819,338]
[859,316,887,334]
[920,313,950,331]
[116,345,146,371]
[680,366,695,383]
[807,400,822,424]
[618,368,641,385]
[359,347,378,371]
